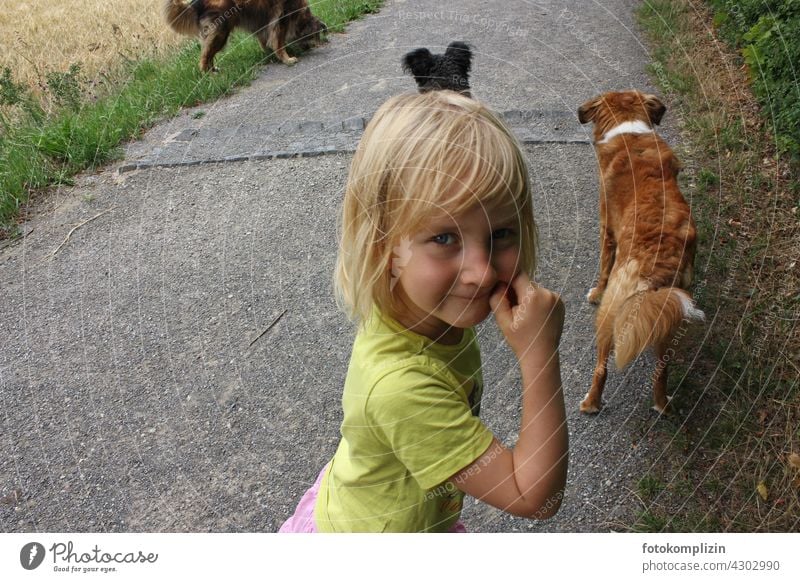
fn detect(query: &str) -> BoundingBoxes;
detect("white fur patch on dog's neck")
[598,120,654,144]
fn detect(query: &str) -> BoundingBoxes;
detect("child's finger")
[489,284,512,328]
[504,280,518,306]
[507,272,539,308]
[509,271,534,305]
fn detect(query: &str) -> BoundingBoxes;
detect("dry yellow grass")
[0,1,186,95]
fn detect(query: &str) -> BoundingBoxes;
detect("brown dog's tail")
[163,0,199,36]
[613,288,705,368]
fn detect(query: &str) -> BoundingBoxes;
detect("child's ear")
[402,48,433,78]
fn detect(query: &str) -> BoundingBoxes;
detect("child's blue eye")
[492,228,515,240]
[432,233,457,245]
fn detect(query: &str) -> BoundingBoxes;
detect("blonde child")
[280,90,568,532]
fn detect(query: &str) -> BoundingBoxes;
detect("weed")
[0,67,26,108]
[45,64,84,112]
[633,509,671,532]
[638,475,665,500]
[697,168,719,194]
[0,67,43,127]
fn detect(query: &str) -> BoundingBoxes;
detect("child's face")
[389,200,522,343]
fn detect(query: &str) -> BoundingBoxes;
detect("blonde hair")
[334,90,537,326]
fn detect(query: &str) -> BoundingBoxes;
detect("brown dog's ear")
[643,94,666,125]
[578,98,599,124]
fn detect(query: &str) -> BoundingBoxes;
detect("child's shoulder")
[353,311,475,382]
[349,331,449,386]
[369,353,455,388]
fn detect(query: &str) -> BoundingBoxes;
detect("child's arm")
[448,272,568,519]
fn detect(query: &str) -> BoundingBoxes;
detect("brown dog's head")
[578,90,666,142]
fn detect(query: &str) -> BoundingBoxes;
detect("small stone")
[342,117,365,131]
[299,121,324,133]
[300,149,325,158]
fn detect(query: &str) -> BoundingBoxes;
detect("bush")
[709,0,800,162]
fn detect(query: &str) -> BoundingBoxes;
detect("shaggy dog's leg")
[264,19,296,65]
[199,18,232,72]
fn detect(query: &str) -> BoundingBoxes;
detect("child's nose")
[459,245,498,289]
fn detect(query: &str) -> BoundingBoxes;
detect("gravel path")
[1,0,681,532]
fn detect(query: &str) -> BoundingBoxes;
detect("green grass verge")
[635,0,799,532]
[707,0,800,163]
[0,0,383,237]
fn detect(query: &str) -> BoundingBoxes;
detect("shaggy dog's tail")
[613,287,705,368]
[164,0,199,36]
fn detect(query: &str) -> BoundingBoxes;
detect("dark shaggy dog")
[402,42,473,96]
[164,0,326,72]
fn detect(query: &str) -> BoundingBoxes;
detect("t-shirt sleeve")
[365,360,494,491]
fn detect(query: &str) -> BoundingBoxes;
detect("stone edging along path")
[119,109,590,172]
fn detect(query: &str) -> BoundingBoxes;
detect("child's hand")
[489,272,564,361]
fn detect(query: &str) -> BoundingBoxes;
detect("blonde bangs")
[334,91,537,326]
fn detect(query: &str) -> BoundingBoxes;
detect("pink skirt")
[278,464,467,533]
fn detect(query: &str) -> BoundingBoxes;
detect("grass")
[633,0,799,532]
[638,475,665,499]
[0,2,183,107]
[0,0,384,236]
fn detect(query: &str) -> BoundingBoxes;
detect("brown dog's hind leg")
[581,326,612,414]
[588,228,616,304]
[652,342,671,414]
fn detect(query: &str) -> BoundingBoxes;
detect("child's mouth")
[453,291,491,301]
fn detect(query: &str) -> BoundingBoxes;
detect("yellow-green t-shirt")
[314,308,494,532]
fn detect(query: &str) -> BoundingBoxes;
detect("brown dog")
[163,0,326,72]
[577,90,704,415]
